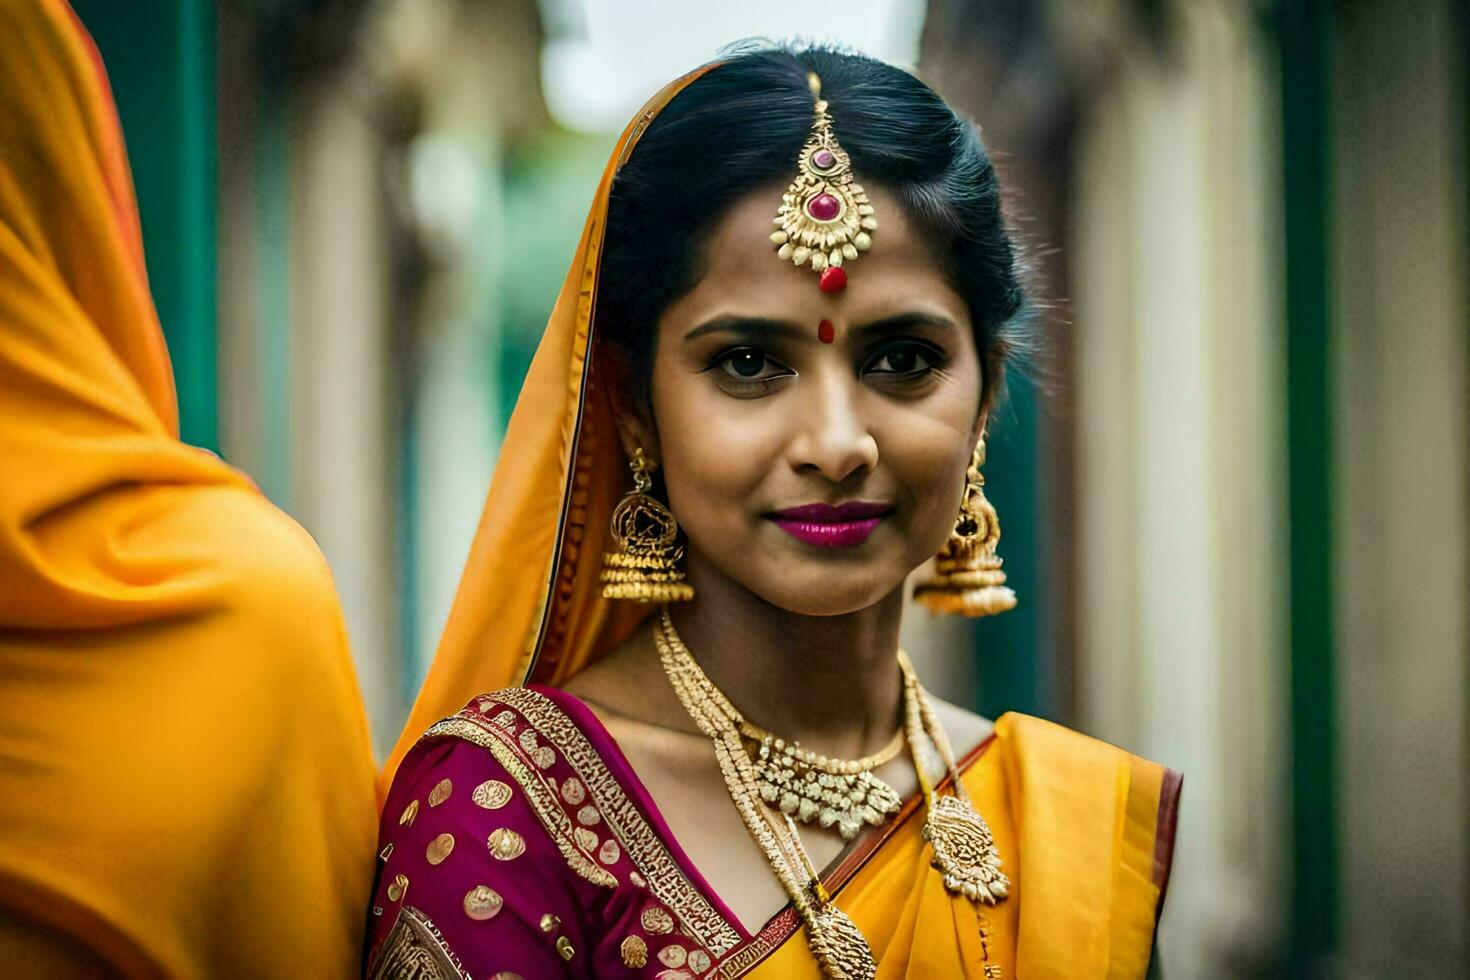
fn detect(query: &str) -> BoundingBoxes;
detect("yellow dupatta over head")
[381,64,722,788]
[0,1,378,974]
[384,54,1179,978]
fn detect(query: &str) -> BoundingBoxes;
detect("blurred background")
[68,0,1465,974]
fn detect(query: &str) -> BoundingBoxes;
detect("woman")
[367,47,1179,978]
[0,1,378,974]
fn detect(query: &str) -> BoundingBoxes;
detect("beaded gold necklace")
[741,711,905,840]
[655,609,1009,979]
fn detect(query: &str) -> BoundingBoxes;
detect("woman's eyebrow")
[849,312,959,338]
[683,315,803,343]
[683,311,958,344]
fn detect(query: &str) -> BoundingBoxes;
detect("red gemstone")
[806,193,841,222]
[818,319,835,343]
[818,267,847,294]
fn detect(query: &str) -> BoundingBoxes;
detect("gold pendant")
[806,903,877,980]
[923,794,1010,904]
[753,740,901,840]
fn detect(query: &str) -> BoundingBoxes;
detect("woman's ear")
[972,409,990,445]
[601,349,660,463]
[613,407,658,463]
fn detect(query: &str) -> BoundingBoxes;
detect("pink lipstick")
[767,501,892,549]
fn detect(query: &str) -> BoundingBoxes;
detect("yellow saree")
[747,714,1179,978]
[0,1,378,974]
[379,57,1179,978]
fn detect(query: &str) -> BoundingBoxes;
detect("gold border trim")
[491,688,743,956]
[368,905,473,980]
[424,716,618,890]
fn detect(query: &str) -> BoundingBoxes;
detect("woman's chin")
[744,565,903,618]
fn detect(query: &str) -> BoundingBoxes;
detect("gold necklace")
[899,651,1010,905]
[659,620,904,840]
[656,610,1011,977]
[655,612,878,979]
[741,721,904,841]
[737,721,907,773]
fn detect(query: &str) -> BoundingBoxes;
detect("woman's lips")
[766,501,893,549]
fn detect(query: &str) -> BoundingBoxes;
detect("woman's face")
[634,181,984,616]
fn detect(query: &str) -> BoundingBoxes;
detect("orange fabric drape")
[749,714,1179,979]
[379,63,721,795]
[0,1,377,975]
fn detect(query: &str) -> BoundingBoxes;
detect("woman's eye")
[866,342,939,376]
[716,348,785,381]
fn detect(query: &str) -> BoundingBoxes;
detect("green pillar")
[72,0,218,452]
[974,371,1046,720]
[1274,0,1339,965]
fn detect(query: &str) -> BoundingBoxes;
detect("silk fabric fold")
[0,1,378,973]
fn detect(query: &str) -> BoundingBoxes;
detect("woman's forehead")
[666,183,968,330]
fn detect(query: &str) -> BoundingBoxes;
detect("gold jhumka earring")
[913,438,1018,616]
[599,448,693,602]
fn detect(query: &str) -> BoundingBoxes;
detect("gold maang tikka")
[770,72,876,295]
[913,438,1018,616]
[600,448,694,602]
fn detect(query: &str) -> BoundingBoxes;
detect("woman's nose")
[785,369,879,484]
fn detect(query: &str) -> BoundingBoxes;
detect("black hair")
[598,42,1031,416]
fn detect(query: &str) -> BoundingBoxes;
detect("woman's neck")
[666,557,907,761]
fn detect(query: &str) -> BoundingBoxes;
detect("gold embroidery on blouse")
[622,934,649,967]
[641,905,674,935]
[577,805,601,826]
[599,838,621,865]
[689,948,712,972]
[487,827,526,861]
[556,936,576,961]
[387,874,409,902]
[425,716,617,889]
[472,779,513,810]
[427,832,455,865]
[574,826,599,851]
[369,905,472,980]
[561,776,586,804]
[658,943,688,968]
[400,799,420,826]
[533,745,557,769]
[539,913,561,933]
[428,778,453,807]
[463,885,503,921]
[716,909,796,976]
[491,688,743,956]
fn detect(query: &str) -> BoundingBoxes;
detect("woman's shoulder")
[975,712,1181,974]
[367,686,746,977]
[379,685,633,898]
[991,711,1182,915]
[992,711,1182,787]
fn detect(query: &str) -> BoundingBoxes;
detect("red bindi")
[817,319,835,344]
